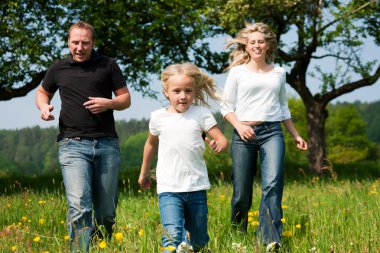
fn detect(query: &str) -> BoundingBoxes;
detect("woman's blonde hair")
[226,22,277,70]
[161,62,221,107]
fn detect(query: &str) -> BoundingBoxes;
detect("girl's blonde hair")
[161,62,221,107]
[226,22,277,70]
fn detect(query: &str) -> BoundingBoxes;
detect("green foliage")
[326,103,377,163]
[121,131,150,170]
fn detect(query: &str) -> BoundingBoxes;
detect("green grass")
[1,167,380,252]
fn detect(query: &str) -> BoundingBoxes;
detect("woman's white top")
[149,105,217,194]
[220,65,291,121]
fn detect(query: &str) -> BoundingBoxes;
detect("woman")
[221,22,307,252]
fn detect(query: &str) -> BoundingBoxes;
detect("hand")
[40,104,55,121]
[295,136,308,151]
[83,97,111,114]
[138,173,151,189]
[205,137,224,153]
[236,123,256,142]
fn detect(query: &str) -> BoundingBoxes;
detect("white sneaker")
[177,242,194,253]
[266,242,281,252]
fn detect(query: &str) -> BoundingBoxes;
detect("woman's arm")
[282,119,308,151]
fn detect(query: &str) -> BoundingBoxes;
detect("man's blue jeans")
[58,137,120,252]
[230,121,285,244]
[158,191,209,252]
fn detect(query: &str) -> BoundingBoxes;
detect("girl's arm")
[282,119,308,151]
[138,133,159,189]
[205,125,229,153]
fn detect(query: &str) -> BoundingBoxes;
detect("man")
[36,21,131,252]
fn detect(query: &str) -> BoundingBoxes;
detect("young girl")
[221,23,308,252]
[138,62,228,252]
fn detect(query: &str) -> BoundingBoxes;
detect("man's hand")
[40,104,55,121]
[83,97,111,114]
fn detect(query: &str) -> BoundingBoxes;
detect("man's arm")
[83,86,131,114]
[36,85,55,121]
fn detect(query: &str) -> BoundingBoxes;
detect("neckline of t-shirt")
[164,105,193,115]
[243,64,278,74]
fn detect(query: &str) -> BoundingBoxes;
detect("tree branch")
[316,0,376,35]
[321,63,380,104]
[0,71,46,101]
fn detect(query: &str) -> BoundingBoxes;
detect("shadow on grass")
[1,161,379,195]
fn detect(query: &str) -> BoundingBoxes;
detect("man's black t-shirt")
[42,50,126,141]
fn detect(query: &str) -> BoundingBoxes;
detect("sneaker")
[266,242,281,252]
[177,242,194,253]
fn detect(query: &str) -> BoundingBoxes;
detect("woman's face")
[245,32,269,62]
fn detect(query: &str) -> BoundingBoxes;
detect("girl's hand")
[138,173,151,189]
[205,137,224,153]
[236,123,256,142]
[295,136,308,151]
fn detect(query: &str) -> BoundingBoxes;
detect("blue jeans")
[158,191,209,252]
[58,137,120,252]
[230,122,285,244]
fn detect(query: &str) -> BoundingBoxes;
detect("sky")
[1,36,379,130]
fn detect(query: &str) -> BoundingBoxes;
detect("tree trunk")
[305,101,328,173]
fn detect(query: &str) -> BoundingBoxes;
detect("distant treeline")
[0,100,379,177]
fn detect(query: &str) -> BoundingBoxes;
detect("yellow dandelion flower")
[248,216,253,222]
[253,210,259,216]
[281,218,286,223]
[33,236,41,242]
[219,194,225,201]
[98,240,107,249]
[138,189,142,193]
[295,224,301,229]
[114,232,123,242]
[248,211,254,217]
[282,205,288,209]
[369,190,378,195]
[7,204,11,208]
[11,246,17,252]
[42,251,49,253]
[28,219,31,223]
[64,235,69,241]
[38,200,46,205]
[17,222,22,227]
[138,229,144,237]
[61,220,65,225]
[39,218,45,225]
[282,230,292,237]
[251,221,259,226]
[21,216,27,221]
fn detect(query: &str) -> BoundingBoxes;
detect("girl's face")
[164,74,195,113]
[245,31,268,62]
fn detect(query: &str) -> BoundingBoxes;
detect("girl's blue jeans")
[58,137,120,252]
[230,121,285,244]
[158,190,209,252]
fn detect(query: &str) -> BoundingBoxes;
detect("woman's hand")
[236,123,256,142]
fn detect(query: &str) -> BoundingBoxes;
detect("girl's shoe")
[266,242,281,252]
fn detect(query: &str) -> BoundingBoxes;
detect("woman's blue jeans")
[158,191,209,252]
[58,137,120,252]
[230,121,285,244]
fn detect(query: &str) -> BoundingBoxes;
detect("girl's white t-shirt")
[220,65,291,122]
[149,105,217,194]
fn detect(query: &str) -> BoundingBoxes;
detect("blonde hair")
[68,21,95,42]
[161,62,221,107]
[226,22,277,70]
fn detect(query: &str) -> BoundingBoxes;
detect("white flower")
[177,242,194,253]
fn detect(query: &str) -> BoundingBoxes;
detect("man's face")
[68,28,94,62]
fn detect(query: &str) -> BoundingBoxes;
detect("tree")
[1,0,218,99]
[1,0,379,172]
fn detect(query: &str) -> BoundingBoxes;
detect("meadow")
[1,166,380,253]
